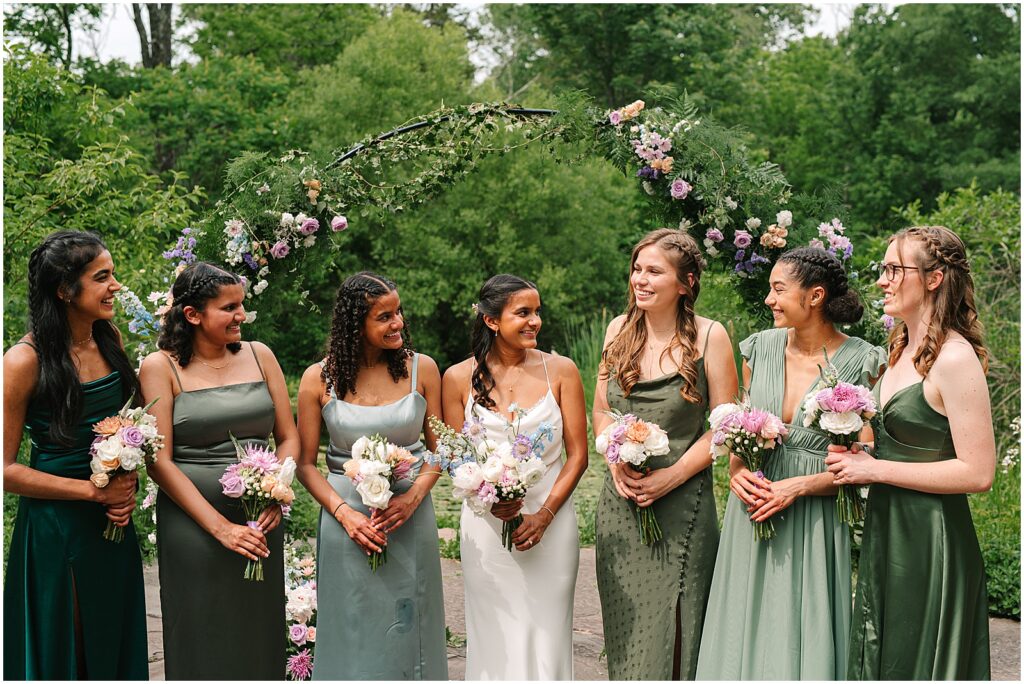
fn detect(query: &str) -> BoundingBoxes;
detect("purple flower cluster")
[813,382,876,413]
[815,218,853,260]
[162,227,197,268]
[242,252,259,271]
[734,249,771,274]
[636,166,660,180]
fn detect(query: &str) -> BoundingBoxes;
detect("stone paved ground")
[145,549,1019,680]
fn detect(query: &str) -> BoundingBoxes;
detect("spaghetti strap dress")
[312,353,448,680]
[155,343,285,680]
[3,346,149,681]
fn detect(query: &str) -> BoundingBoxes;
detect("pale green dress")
[695,328,885,680]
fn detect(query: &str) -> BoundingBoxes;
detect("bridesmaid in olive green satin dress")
[140,262,301,680]
[3,231,148,680]
[827,226,995,680]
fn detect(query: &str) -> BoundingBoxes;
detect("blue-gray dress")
[312,353,448,680]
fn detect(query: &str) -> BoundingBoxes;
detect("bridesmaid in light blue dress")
[296,272,447,680]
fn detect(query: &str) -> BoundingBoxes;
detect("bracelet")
[539,505,556,522]
[332,501,346,517]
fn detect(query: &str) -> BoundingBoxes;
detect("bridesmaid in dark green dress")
[594,229,738,680]
[827,226,995,680]
[3,231,148,680]
[140,262,301,680]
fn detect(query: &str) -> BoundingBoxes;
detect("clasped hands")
[339,490,422,555]
[489,499,554,552]
[609,462,680,508]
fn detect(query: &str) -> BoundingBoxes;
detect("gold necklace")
[194,354,230,370]
[72,334,93,346]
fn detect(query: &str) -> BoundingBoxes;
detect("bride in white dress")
[442,274,589,680]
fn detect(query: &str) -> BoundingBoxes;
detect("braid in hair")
[469,274,538,410]
[777,246,864,324]
[322,272,411,399]
[157,262,243,367]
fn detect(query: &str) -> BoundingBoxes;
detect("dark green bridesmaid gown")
[3,362,149,680]
[155,346,285,680]
[849,379,990,680]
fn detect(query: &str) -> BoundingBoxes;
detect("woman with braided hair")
[826,226,993,679]
[296,271,447,680]
[594,229,738,680]
[139,261,299,679]
[696,246,885,680]
[4,231,148,680]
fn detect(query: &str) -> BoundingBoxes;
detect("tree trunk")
[131,3,172,68]
[58,5,73,69]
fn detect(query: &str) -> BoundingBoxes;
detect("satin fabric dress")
[312,354,448,680]
[3,363,149,681]
[847,378,990,680]
[696,328,886,680]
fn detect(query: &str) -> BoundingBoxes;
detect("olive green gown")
[3,362,149,680]
[155,347,285,680]
[595,332,719,680]
[695,328,886,680]
[848,378,990,680]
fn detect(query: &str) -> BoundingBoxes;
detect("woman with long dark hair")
[826,226,994,679]
[296,271,447,680]
[442,274,589,679]
[138,261,299,679]
[3,230,148,680]
[593,228,737,680]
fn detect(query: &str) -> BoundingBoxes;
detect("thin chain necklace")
[72,334,93,346]
[792,330,835,357]
[194,354,231,370]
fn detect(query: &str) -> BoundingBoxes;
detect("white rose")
[819,411,864,436]
[476,439,498,459]
[138,423,158,440]
[253,279,269,296]
[355,474,393,510]
[776,210,793,228]
[494,442,516,467]
[119,446,144,471]
[480,456,504,483]
[280,212,295,228]
[452,462,485,491]
[94,436,124,469]
[358,460,391,478]
[373,440,388,461]
[595,433,609,455]
[643,426,671,456]
[707,245,719,257]
[745,217,762,230]
[351,436,370,459]
[708,403,740,431]
[286,586,315,623]
[89,456,107,474]
[618,441,647,466]
[278,457,297,487]
[518,458,546,488]
[466,494,492,516]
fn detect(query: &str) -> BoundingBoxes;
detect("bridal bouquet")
[343,433,418,571]
[595,410,671,545]
[89,394,164,542]
[709,400,788,540]
[428,411,552,551]
[802,353,878,525]
[220,435,297,580]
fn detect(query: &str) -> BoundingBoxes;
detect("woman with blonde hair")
[826,225,994,679]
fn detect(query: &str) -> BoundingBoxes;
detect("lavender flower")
[242,252,259,271]
[330,215,348,232]
[609,110,622,125]
[270,241,290,259]
[299,218,320,236]
[733,230,753,249]
[705,228,724,243]
[670,179,692,200]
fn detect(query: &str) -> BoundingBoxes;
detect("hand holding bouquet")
[595,410,672,545]
[342,433,418,570]
[802,353,877,524]
[220,435,296,580]
[89,394,164,542]
[709,400,787,540]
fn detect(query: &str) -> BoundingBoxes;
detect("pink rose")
[733,231,753,249]
[609,110,623,125]
[289,623,308,646]
[331,215,348,232]
[299,218,320,236]
[219,473,244,498]
[670,179,692,200]
[270,241,290,259]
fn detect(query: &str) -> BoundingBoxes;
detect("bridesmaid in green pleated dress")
[696,247,885,680]
[140,262,300,679]
[4,231,148,680]
[594,229,738,680]
[827,226,994,680]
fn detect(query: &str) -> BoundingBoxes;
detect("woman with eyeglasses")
[826,225,994,680]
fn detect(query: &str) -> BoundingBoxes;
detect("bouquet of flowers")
[802,352,878,524]
[428,409,552,551]
[219,435,297,580]
[709,399,788,540]
[89,394,164,542]
[284,537,318,680]
[594,411,672,545]
[342,433,418,571]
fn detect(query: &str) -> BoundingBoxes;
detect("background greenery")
[3,3,1019,617]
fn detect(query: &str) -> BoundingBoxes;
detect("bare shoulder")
[249,340,279,365]
[140,350,173,377]
[3,341,39,380]
[606,314,627,339]
[545,350,580,377]
[932,333,984,376]
[415,352,441,379]
[300,362,326,384]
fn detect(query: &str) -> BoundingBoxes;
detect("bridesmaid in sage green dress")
[696,247,885,680]
[4,232,147,680]
[140,262,301,680]
[296,272,447,680]
[594,229,738,680]
[827,226,994,680]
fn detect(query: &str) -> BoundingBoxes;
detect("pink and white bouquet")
[89,394,164,542]
[220,435,296,581]
[343,433,418,570]
[802,354,877,524]
[284,537,318,680]
[428,411,553,551]
[709,400,788,540]
[595,410,672,545]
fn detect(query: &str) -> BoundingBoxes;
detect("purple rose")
[289,623,308,646]
[605,441,621,464]
[299,218,320,236]
[705,228,724,243]
[670,179,692,200]
[119,426,145,448]
[270,241,290,259]
[330,215,348,232]
[733,230,753,248]
[609,110,622,125]
[881,314,895,331]
[219,473,245,498]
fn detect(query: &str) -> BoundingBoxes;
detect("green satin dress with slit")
[3,367,149,680]
[847,378,990,680]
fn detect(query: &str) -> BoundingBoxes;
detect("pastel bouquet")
[89,394,164,542]
[594,410,672,545]
[709,399,788,540]
[428,409,552,551]
[284,537,318,680]
[802,353,877,524]
[220,435,297,580]
[343,433,418,570]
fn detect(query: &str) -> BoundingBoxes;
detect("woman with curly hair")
[139,261,299,679]
[594,228,738,680]
[296,271,447,680]
[826,226,994,679]
[4,231,148,680]
[696,246,886,680]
